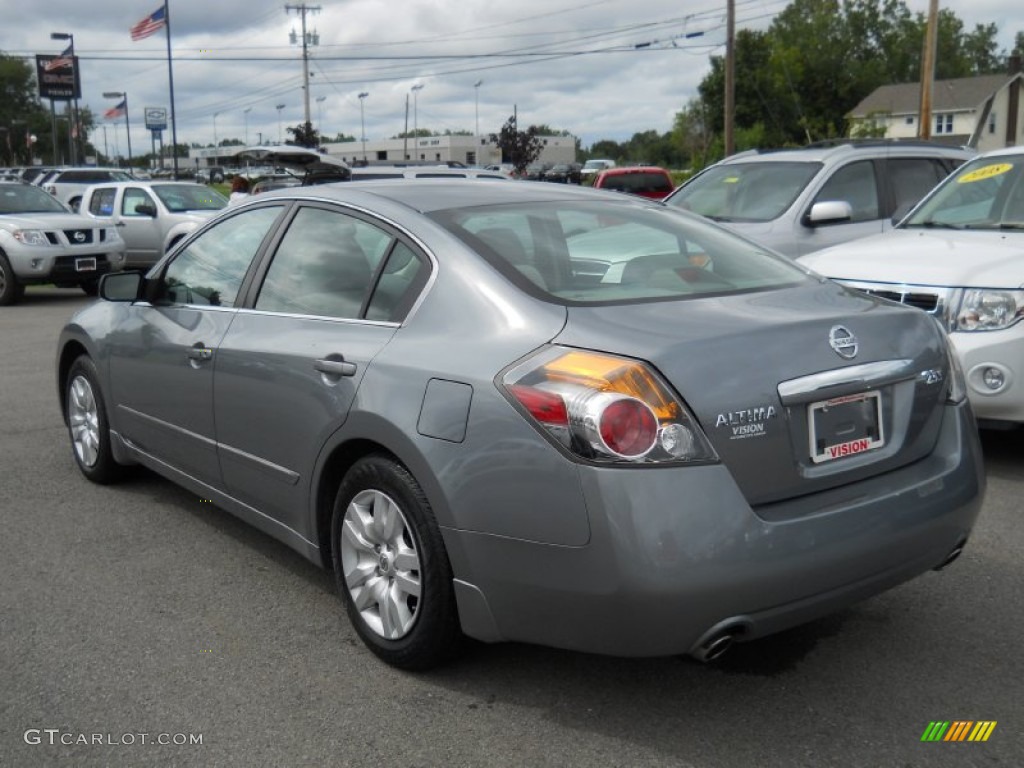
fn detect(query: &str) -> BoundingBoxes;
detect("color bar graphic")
[921,721,996,742]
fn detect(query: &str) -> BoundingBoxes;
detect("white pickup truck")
[79,181,228,268]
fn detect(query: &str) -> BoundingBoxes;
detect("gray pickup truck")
[79,181,228,268]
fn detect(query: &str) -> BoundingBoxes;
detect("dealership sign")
[35,54,81,100]
[145,107,168,131]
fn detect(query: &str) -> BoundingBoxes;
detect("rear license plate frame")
[808,391,884,464]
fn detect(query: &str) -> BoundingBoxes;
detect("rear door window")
[887,158,948,213]
[87,187,117,216]
[254,206,429,322]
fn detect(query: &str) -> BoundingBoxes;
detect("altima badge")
[829,325,858,359]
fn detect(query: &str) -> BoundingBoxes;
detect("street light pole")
[474,79,483,136]
[358,92,368,163]
[276,104,285,143]
[411,84,424,157]
[213,111,221,156]
[316,95,326,134]
[102,91,132,167]
[243,107,252,146]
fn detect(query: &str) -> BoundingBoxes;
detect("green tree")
[694,0,1007,152]
[286,121,320,148]
[489,115,542,174]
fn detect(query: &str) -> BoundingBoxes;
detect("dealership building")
[190,133,577,169]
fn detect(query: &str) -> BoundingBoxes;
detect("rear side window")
[255,205,428,322]
[88,188,117,216]
[887,158,948,213]
[257,207,384,319]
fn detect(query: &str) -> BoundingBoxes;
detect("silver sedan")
[57,180,984,669]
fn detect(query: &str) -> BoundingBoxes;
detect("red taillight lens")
[501,347,717,465]
[598,397,658,457]
[508,384,568,426]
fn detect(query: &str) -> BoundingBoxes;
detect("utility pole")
[286,4,321,135]
[918,0,939,140]
[724,0,735,156]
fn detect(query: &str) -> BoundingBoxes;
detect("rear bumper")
[445,401,984,656]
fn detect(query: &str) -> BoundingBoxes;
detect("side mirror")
[135,202,158,218]
[99,271,144,302]
[805,200,853,227]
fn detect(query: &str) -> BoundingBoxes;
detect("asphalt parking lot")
[2,287,1022,768]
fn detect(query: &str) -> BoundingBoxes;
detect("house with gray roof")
[847,70,1023,151]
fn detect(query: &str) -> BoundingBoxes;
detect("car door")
[796,160,886,256]
[213,203,430,535]
[107,204,286,489]
[117,186,166,266]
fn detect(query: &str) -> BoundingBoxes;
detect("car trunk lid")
[553,281,950,506]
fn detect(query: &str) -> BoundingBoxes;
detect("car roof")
[246,178,640,213]
[597,166,669,175]
[717,140,974,165]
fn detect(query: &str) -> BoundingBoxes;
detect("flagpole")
[163,1,179,178]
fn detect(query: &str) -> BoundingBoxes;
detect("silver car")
[0,180,125,305]
[57,181,984,669]
[664,141,973,257]
[79,181,228,268]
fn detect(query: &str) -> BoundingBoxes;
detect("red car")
[593,166,675,200]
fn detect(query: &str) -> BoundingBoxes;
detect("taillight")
[501,347,717,465]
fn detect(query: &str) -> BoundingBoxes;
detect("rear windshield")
[599,172,673,195]
[666,161,821,222]
[429,201,806,305]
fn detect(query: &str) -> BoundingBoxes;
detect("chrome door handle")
[314,357,357,377]
[188,346,213,361]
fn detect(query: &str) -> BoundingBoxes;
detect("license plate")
[808,391,884,464]
[75,257,97,272]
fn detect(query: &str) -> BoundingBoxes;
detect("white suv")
[42,167,135,211]
[799,146,1024,427]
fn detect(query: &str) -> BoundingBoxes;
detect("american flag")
[44,44,73,72]
[104,100,127,120]
[131,5,166,41]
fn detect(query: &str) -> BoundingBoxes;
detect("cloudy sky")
[1,0,1022,157]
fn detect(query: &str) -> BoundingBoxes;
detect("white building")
[847,70,1024,151]
[189,133,577,170]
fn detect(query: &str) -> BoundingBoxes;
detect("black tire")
[81,279,99,296]
[331,455,462,670]
[65,355,125,484]
[0,252,24,306]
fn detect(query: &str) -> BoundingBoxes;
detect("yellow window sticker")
[957,163,1012,183]
[723,176,739,184]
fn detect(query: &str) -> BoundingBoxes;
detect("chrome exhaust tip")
[691,628,740,663]
[933,539,967,571]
